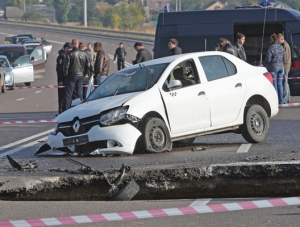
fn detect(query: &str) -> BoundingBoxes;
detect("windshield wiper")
[114,71,137,96]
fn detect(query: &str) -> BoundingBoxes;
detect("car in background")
[41,39,52,56]
[24,43,47,63]
[17,33,34,40]
[38,52,279,156]
[0,44,45,84]
[16,36,31,44]
[0,55,34,87]
[22,39,40,45]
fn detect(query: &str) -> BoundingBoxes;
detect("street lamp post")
[83,0,87,27]
[24,0,26,13]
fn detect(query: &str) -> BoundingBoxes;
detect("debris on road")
[191,146,206,151]
[7,155,38,170]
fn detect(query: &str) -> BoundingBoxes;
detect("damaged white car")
[36,52,278,156]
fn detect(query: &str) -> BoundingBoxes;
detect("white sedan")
[36,52,278,156]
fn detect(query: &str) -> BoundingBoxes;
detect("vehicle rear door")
[198,55,246,127]
[30,45,45,77]
[12,56,34,83]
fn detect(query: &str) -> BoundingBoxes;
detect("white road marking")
[35,91,42,93]
[237,144,252,153]
[0,136,48,158]
[189,198,212,207]
[16,98,25,101]
[0,129,53,152]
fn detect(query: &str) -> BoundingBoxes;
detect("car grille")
[58,115,100,137]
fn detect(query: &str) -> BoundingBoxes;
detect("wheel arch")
[245,95,271,117]
[138,111,168,131]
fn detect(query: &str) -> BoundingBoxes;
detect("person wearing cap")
[56,42,73,114]
[132,42,152,64]
[63,38,90,112]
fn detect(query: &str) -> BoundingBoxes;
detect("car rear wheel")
[241,105,269,143]
[138,117,172,153]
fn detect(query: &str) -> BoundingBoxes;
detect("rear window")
[0,47,26,63]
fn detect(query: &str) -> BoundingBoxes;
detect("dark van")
[154,7,300,95]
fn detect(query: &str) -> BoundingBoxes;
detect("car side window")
[30,48,43,61]
[199,55,229,81]
[223,57,237,76]
[165,59,199,90]
[14,55,30,66]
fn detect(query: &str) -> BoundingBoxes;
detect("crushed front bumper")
[47,124,142,155]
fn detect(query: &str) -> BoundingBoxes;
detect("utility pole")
[179,0,181,11]
[24,0,26,13]
[83,0,87,27]
[176,0,178,11]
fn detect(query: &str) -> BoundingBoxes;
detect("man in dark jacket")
[132,42,152,64]
[234,33,247,61]
[218,38,238,57]
[93,42,110,85]
[113,42,127,70]
[56,42,72,114]
[168,38,182,55]
[62,38,90,112]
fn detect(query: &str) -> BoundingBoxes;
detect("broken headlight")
[100,106,129,126]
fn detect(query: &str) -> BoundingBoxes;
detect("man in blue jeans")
[62,38,90,112]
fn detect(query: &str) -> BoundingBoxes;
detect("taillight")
[263,72,273,84]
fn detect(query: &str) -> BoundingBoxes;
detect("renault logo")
[73,120,80,133]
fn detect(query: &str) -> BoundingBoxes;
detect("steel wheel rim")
[149,125,166,150]
[250,111,266,135]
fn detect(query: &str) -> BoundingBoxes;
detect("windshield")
[0,48,25,63]
[86,63,168,101]
[0,57,9,67]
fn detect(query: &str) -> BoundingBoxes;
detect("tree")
[6,0,39,6]
[43,0,54,6]
[53,0,71,23]
[22,10,42,21]
[67,0,98,24]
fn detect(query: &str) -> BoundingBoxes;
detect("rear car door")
[30,45,45,77]
[198,55,246,127]
[12,56,34,83]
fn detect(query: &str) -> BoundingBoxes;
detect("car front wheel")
[139,117,172,153]
[241,105,269,143]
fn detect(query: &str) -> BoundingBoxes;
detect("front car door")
[158,58,211,135]
[12,55,34,84]
[30,45,45,77]
[198,55,246,127]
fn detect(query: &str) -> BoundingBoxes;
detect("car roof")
[0,55,8,59]
[0,44,26,48]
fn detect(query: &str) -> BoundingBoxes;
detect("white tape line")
[237,144,252,153]
[0,129,53,152]
[0,136,48,158]
[189,198,212,207]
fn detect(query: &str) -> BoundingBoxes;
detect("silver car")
[0,55,34,88]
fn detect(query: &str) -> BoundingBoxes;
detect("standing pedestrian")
[85,43,96,63]
[113,42,127,70]
[132,42,152,64]
[278,33,291,103]
[79,42,85,51]
[265,33,285,104]
[234,33,247,61]
[168,38,182,55]
[218,38,238,57]
[56,42,73,114]
[93,42,110,85]
[62,38,90,112]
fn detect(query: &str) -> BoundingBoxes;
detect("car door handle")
[198,91,205,96]
[235,83,242,88]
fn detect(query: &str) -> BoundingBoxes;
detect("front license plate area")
[63,135,89,146]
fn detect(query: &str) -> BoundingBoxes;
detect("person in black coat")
[56,42,73,114]
[218,38,238,57]
[132,42,152,64]
[168,38,182,55]
[113,42,127,70]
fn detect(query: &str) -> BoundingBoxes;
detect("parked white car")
[36,52,278,156]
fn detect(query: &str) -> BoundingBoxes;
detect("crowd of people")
[56,39,154,115]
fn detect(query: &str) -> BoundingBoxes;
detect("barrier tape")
[6,85,95,90]
[0,120,55,125]
[0,197,299,227]
[279,103,300,108]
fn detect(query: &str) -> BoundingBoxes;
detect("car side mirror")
[71,98,82,107]
[30,56,35,61]
[167,80,182,90]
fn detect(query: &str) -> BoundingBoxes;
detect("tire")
[106,179,140,201]
[25,82,31,86]
[139,117,172,153]
[173,137,195,145]
[241,105,269,143]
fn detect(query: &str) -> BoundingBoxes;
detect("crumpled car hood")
[56,92,142,122]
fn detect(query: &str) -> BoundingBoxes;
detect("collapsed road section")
[1,159,300,201]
